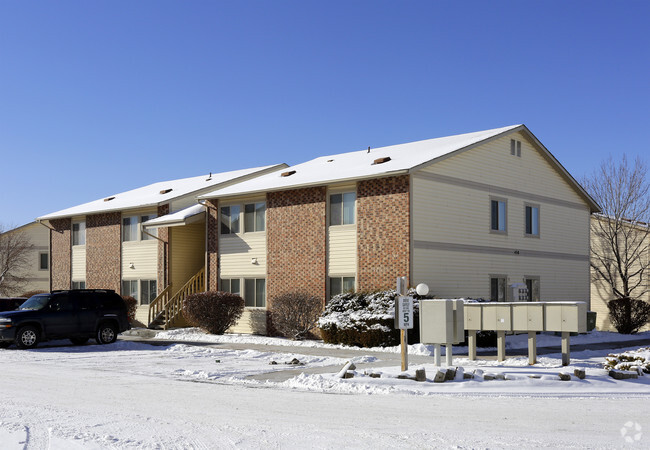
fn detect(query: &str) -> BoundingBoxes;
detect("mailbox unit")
[512,303,545,332]
[420,299,464,345]
[482,303,512,331]
[464,303,483,331]
[544,302,587,333]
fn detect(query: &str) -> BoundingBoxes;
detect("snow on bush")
[603,347,650,373]
[318,289,424,348]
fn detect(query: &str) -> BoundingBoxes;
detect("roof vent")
[281,170,296,177]
[206,172,212,181]
[104,196,115,202]
[159,188,173,195]
[372,157,391,165]
[327,159,334,163]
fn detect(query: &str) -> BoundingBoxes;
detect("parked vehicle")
[0,297,27,312]
[0,290,130,349]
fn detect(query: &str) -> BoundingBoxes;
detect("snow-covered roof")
[199,125,521,199]
[37,165,283,221]
[142,204,205,229]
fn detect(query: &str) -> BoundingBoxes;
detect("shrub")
[121,296,138,323]
[182,291,244,335]
[604,347,650,373]
[269,292,323,340]
[318,289,424,348]
[607,297,650,334]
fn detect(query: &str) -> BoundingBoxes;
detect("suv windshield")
[19,295,51,311]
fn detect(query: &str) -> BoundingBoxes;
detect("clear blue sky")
[1,1,648,227]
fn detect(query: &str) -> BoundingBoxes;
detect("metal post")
[527,331,537,365]
[561,331,570,366]
[497,330,506,362]
[445,343,453,367]
[468,330,477,361]
[434,344,441,366]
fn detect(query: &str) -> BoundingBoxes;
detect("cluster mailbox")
[419,300,464,345]
[512,303,545,332]
[544,302,587,333]
[481,303,512,331]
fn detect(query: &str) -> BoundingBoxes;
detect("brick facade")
[206,199,219,291]
[357,175,410,291]
[267,187,327,303]
[157,203,170,290]
[50,218,71,290]
[86,212,121,292]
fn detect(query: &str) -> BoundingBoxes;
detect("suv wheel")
[96,323,117,344]
[70,337,89,345]
[16,326,39,349]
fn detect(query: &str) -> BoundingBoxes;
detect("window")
[490,276,506,302]
[525,205,540,236]
[140,280,157,305]
[510,139,521,157]
[330,276,355,299]
[122,216,138,242]
[122,280,138,300]
[244,278,266,308]
[220,278,241,296]
[220,205,240,234]
[39,252,49,270]
[490,199,507,233]
[330,192,356,226]
[72,281,86,289]
[244,202,266,232]
[525,277,540,302]
[140,215,157,240]
[72,221,86,246]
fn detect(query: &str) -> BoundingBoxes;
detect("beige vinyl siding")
[411,130,591,306]
[327,224,357,275]
[71,246,86,282]
[219,232,267,277]
[170,196,198,213]
[227,309,267,335]
[413,247,589,302]
[122,240,157,279]
[14,223,50,292]
[421,131,585,204]
[170,222,205,295]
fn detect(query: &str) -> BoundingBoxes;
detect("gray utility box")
[544,302,587,333]
[482,303,512,331]
[512,303,545,332]
[420,299,464,345]
[464,303,483,331]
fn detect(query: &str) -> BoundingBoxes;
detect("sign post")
[395,277,412,371]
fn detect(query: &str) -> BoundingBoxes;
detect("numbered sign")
[395,296,414,330]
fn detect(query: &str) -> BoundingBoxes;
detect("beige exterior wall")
[71,246,86,282]
[412,131,591,304]
[327,224,357,276]
[8,222,51,294]
[170,222,205,294]
[122,241,157,279]
[218,232,267,278]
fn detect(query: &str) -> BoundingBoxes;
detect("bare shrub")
[269,292,323,340]
[19,290,47,298]
[182,291,244,335]
[607,297,650,334]
[121,296,138,323]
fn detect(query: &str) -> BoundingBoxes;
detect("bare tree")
[0,224,34,297]
[583,155,650,301]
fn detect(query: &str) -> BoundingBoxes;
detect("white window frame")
[329,192,356,226]
[490,198,507,234]
[524,276,541,302]
[122,278,157,305]
[490,275,507,302]
[244,202,266,233]
[329,275,356,299]
[72,221,86,246]
[72,280,86,289]
[524,203,540,237]
[123,214,157,242]
[220,277,266,308]
[39,252,49,271]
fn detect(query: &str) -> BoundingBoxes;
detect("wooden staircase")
[148,267,205,330]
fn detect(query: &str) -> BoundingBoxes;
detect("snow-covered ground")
[1,329,649,448]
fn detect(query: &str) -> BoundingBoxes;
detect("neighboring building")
[200,125,600,334]
[590,215,650,331]
[37,165,285,326]
[0,222,50,296]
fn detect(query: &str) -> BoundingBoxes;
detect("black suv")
[0,289,130,349]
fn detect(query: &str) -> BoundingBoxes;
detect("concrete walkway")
[119,330,650,382]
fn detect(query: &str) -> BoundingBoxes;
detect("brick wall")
[267,187,327,303]
[86,212,121,292]
[357,175,410,291]
[206,199,219,291]
[157,203,170,290]
[50,218,71,290]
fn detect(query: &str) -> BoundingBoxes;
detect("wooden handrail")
[148,284,172,326]
[159,267,206,329]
